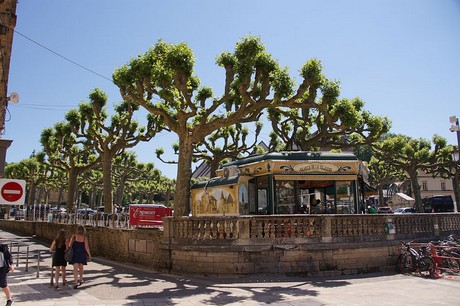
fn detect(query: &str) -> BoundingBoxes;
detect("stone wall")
[0,220,168,272]
[168,238,398,276]
[2,212,460,277]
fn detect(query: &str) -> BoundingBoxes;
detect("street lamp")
[453,147,459,162]
[450,116,460,147]
[450,116,460,212]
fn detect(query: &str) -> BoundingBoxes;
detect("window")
[275,180,296,214]
[422,181,428,191]
[248,176,269,215]
[441,181,446,191]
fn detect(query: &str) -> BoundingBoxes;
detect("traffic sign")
[0,179,26,205]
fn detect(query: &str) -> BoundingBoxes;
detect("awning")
[396,193,415,201]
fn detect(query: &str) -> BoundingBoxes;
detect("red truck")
[129,204,173,227]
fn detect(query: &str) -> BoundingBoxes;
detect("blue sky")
[4,0,460,178]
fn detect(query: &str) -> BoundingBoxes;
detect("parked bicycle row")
[396,235,460,278]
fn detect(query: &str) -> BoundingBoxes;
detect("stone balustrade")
[167,213,460,243]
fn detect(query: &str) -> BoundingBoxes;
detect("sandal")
[55,285,59,289]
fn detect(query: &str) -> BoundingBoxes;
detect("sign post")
[0,179,26,205]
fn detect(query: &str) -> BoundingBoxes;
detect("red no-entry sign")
[0,179,26,205]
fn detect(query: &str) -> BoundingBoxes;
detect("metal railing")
[1,240,51,279]
[16,211,132,229]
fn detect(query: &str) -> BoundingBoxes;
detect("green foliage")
[300,59,323,86]
[216,51,235,67]
[165,42,195,76]
[271,67,295,99]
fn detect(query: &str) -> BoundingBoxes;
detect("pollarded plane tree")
[113,36,335,216]
[38,122,99,212]
[112,151,143,207]
[156,121,264,179]
[194,121,264,178]
[267,72,391,151]
[45,166,68,209]
[65,88,163,214]
[425,135,460,209]
[78,167,103,208]
[135,165,164,203]
[4,157,49,210]
[367,155,406,207]
[371,135,436,212]
[112,152,167,206]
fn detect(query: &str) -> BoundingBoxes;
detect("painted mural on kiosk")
[191,185,239,216]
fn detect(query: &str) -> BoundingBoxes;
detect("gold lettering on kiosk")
[293,163,339,173]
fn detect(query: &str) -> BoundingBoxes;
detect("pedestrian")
[49,229,68,289]
[68,225,91,289]
[0,243,14,306]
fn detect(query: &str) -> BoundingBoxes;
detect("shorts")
[0,271,7,288]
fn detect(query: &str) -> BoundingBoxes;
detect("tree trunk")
[410,173,423,212]
[101,153,114,214]
[147,193,153,203]
[27,181,36,206]
[58,188,64,208]
[37,187,43,204]
[98,190,103,206]
[453,172,460,212]
[165,187,171,207]
[67,169,78,212]
[209,158,220,178]
[116,176,126,207]
[45,187,50,204]
[92,187,98,207]
[174,134,194,216]
[377,185,384,207]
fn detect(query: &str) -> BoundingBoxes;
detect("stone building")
[0,0,17,176]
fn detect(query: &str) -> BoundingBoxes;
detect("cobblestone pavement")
[0,228,459,306]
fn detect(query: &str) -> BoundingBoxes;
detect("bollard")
[16,243,19,267]
[36,250,41,278]
[25,246,29,272]
[50,266,54,286]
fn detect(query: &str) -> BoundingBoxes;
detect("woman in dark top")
[49,229,68,289]
[69,225,91,289]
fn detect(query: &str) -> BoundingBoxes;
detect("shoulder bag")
[65,237,74,262]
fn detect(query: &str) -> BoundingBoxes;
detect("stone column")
[0,139,12,177]
[321,216,333,243]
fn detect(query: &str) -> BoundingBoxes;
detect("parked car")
[77,208,96,216]
[422,195,454,213]
[50,207,66,217]
[377,207,393,214]
[394,207,415,214]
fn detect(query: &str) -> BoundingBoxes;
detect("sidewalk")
[0,228,459,306]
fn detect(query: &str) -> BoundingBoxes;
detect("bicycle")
[431,236,460,274]
[396,241,436,278]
